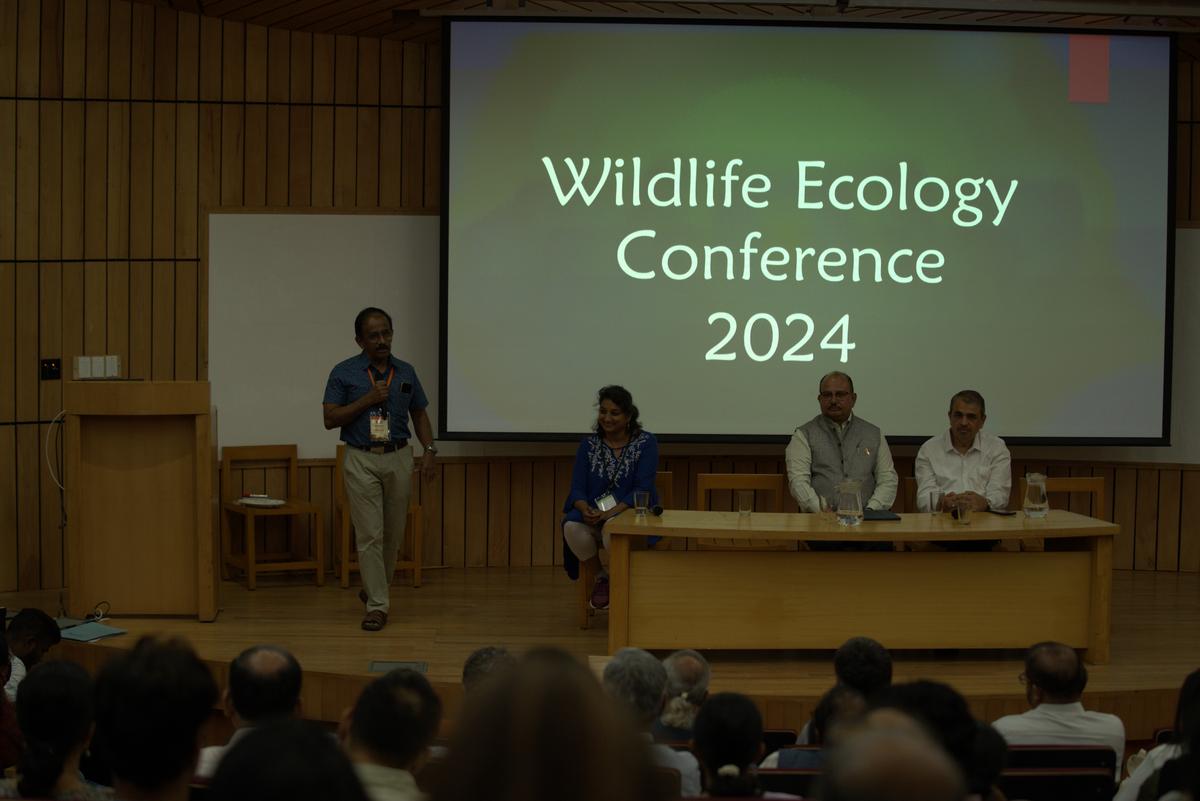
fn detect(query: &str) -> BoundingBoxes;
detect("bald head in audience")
[818,725,966,801]
[1023,641,1087,705]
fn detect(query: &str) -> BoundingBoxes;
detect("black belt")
[348,439,408,454]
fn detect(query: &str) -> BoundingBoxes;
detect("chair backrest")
[656,471,675,510]
[1018,475,1105,517]
[220,444,300,503]
[996,767,1115,801]
[1005,745,1117,772]
[902,476,918,512]
[756,768,820,797]
[652,766,682,800]
[693,473,786,512]
[762,728,799,752]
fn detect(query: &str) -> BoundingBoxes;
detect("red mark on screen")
[1069,35,1110,104]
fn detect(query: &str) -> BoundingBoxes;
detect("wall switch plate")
[39,358,61,380]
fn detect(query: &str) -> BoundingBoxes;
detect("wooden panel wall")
[0,0,439,592]
[218,455,1200,575]
[1,14,1199,591]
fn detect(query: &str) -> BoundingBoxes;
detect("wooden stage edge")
[58,567,1200,740]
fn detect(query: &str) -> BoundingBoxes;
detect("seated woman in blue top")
[562,385,658,612]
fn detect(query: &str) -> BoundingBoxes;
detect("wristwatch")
[423,443,438,456]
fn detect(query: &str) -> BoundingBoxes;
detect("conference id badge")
[594,493,617,512]
[369,409,390,442]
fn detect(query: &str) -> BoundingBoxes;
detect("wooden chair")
[220,445,324,590]
[334,443,422,590]
[691,473,793,550]
[1005,745,1117,773]
[757,769,821,797]
[1017,475,1105,552]
[762,728,799,752]
[579,470,673,629]
[901,475,918,512]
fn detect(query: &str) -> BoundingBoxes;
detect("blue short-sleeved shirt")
[323,353,428,447]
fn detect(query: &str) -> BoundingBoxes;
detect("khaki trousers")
[343,447,413,613]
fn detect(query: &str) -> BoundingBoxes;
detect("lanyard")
[367,366,395,388]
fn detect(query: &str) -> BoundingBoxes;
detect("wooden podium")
[64,381,217,621]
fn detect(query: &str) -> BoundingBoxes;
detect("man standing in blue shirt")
[323,307,436,632]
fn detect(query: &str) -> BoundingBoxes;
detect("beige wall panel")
[39,0,60,96]
[267,26,287,102]
[0,101,12,262]
[243,103,266,206]
[355,107,377,206]
[379,106,400,207]
[222,19,243,101]
[487,462,510,568]
[105,261,127,368]
[129,101,152,258]
[465,462,487,568]
[357,36,377,104]
[176,103,198,258]
[39,101,61,258]
[127,261,149,378]
[16,0,38,96]
[312,32,332,103]
[83,0,106,98]
[442,461,465,568]
[197,103,219,212]
[151,261,174,380]
[290,29,311,103]
[153,102,177,257]
[333,105,355,207]
[38,263,61,417]
[220,104,243,206]
[80,261,104,354]
[105,101,129,258]
[311,105,332,206]
[0,427,16,591]
[288,105,311,205]
[266,104,288,206]
[177,8,197,100]
[14,263,37,422]
[61,0,81,96]
[83,101,106,257]
[61,101,82,259]
[15,100,36,259]
[16,425,38,588]
[39,422,62,587]
[61,262,81,371]
[198,13,220,101]
[421,467,442,569]
[244,23,266,102]
[380,37,401,105]
[334,33,354,103]
[1180,471,1200,572]
[509,460,532,568]
[0,0,16,96]
[129,0,151,98]
[106,0,128,98]
[1135,468,1159,571]
[175,260,197,381]
[154,5,176,100]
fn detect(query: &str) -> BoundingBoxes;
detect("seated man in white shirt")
[603,647,702,798]
[343,668,442,801]
[992,641,1126,774]
[915,390,1011,551]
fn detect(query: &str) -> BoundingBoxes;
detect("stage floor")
[60,567,1200,739]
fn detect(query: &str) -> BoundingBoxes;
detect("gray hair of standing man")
[603,648,668,728]
[660,649,710,729]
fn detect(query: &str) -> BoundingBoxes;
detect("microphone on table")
[651,505,664,516]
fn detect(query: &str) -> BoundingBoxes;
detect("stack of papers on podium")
[60,621,127,643]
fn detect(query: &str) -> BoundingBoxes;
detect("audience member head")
[964,722,1008,799]
[817,725,966,801]
[833,637,892,697]
[1170,667,1200,743]
[347,668,442,771]
[5,607,61,668]
[812,684,867,747]
[226,644,302,726]
[15,660,94,799]
[603,647,667,730]
[594,385,642,438]
[868,680,978,783]
[433,647,665,801]
[660,649,710,731]
[1023,641,1087,704]
[692,692,764,798]
[461,646,516,694]
[209,719,370,801]
[94,635,218,796]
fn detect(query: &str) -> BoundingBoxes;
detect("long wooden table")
[605,509,1117,663]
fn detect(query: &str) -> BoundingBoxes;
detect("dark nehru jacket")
[798,414,883,504]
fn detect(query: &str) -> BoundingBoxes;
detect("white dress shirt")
[3,655,24,703]
[914,430,1011,512]
[354,763,426,801]
[1114,742,1183,801]
[992,702,1125,776]
[195,727,254,780]
[644,734,702,798]
[785,415,898,512]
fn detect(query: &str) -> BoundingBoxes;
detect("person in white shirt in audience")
[785,372,898,551]
[342,668,441,801]
[3,608,61,703]
[1117,668,1200,801]
[653,649,710,744]
[915,389,1011,516]
[603,647,703,798]
[195,644,303,781]
[992,641,1125,770]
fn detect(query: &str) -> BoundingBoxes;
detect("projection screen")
[443,20,1173,443]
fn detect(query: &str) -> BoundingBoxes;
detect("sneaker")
[590,576,610,610]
